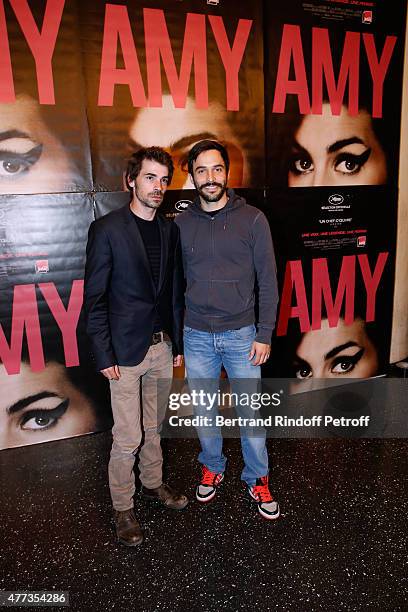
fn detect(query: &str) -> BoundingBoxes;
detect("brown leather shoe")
[113,508,144,546]
[140,483,189,510]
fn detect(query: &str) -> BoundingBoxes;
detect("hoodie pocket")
[209,280,252,317]
[185,279,211,314]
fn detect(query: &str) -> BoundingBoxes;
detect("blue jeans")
[183,324,268,486]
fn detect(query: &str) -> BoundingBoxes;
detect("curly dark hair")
[125,147,174,191]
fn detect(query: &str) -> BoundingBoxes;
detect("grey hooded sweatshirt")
[175,189,279,344]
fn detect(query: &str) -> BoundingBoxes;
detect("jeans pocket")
[232,324,256,340]
[183,325,194,334]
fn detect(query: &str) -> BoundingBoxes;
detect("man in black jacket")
[84,147,188,547]
[176,140,280,520]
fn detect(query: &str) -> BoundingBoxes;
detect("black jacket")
[84,204,184,371]
[175,189,278,344]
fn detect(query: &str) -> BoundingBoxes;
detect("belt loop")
[151,331,165,345]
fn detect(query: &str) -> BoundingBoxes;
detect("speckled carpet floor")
[1,432,407,611]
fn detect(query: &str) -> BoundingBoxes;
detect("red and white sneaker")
[248,475,280,520]
[196,466,224,503]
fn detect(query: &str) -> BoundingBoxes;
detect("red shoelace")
[201,466,222,486]
[251,476,273,503]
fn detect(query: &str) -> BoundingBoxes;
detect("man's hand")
[101,365,121,380]
[249,342,271,366]
[173,355,183,367]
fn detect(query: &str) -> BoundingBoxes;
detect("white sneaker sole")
[196,488,217,503]
[196,473,224,503]
[258,505,280,521]
[248,487,280,520]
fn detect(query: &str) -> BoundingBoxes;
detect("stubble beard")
[135,188,163,209]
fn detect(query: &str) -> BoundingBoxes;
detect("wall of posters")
[0,0,406,448]
[264,0,406,390]
[0,0,265,449]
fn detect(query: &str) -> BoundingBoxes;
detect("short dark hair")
[125,146,174,191]
[187,140,230,176]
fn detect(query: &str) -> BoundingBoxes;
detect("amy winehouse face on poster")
[292,318,379,381]
[0,362,97,450]
[0,95,76,194]
[127,94,246,189]
[288,103,387,187]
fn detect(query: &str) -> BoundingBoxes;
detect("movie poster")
[0,0,265,449]
[264,0,406,388]
[78,0,264,193]
[0,0,92,193]
[265,186,397,388]
[0,0,101,450]
[0,0,406,448]
[0,194,112,450]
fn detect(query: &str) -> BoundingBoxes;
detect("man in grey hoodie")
[175,140,280,520]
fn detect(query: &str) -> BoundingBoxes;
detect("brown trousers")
[108,341,173,511]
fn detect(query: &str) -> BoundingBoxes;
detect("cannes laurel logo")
[175,200,192,212]
[328,194,344,205]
